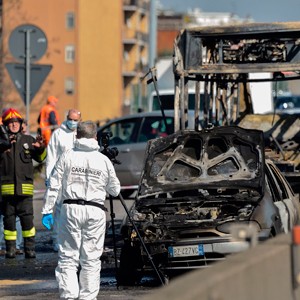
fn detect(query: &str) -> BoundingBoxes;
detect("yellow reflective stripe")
[2,184,34,195]
[22,184,34,195]
[4,230,17,241]
[22,227,36,238]
[37,149,47,162]
[2,184,14,195]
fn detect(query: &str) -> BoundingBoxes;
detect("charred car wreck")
[118,126,300,284]
[117,22,300,284]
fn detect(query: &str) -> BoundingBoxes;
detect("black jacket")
[0,125,11,153]
[0,131,46,197]
[0,125,11,203]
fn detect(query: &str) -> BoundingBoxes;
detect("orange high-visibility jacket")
[39,104,60,146]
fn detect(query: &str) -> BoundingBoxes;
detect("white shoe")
[53,244,59,252]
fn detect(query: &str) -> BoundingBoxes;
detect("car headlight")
[217,221,261,235]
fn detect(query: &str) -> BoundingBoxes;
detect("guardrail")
[142,230,300,300]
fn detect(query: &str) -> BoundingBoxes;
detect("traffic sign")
[9,24,47,63]
[5,63,52,104]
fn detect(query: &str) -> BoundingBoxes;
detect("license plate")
[168,244,204,257]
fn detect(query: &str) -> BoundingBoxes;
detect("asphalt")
[0,219,153,300]
[0,222,156,299]
[0,177,151,299]
[0,229,59,299]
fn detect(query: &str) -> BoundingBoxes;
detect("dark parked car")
[97,111,195,197]
[274,95,300,114]
[117,126,300,284]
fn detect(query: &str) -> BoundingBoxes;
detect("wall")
[77,0,123,124]
[142,233,300,300]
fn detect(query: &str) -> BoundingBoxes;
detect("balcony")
[122,70,137,78]
[123,0,149,13]
[123,27,137,40]
[137,31,148,45]
[122,60,147,77]
[123,31,149,46]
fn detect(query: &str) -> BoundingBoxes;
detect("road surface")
[0,187,157,299]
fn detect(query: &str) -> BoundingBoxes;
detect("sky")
[158,0,300,23]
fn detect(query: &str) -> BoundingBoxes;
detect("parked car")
[117,126,300,285]
[97,111,196,197]
[274,94,300,114]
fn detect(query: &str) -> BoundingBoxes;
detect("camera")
[99,131,121,165]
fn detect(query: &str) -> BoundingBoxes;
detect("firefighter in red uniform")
[38,95,60,146]
[0,108,46,258]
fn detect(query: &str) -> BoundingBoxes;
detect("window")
[267,163,290,199]
[66,12,75,29]
[65,77,75,95]
[138,117,174,142]
[124,51,129,62]
[265,163,285,201]
[100,118,141,146]
[151,93,204,111]
[65,45,75,63]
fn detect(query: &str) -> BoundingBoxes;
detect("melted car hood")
[138,126,265,198]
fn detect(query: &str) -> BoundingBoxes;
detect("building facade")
[123,0,150,114]
[0,0,150,131]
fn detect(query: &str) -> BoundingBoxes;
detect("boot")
[24,237,36,259]
[5,240,16,259]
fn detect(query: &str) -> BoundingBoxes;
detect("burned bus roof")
[174,21,300,75]
[179,21,300,37]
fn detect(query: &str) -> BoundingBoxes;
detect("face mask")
[66,120,78,130]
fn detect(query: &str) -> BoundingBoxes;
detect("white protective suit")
[42,137,120,300]
[46,121,77,179]
[46,121,77,250]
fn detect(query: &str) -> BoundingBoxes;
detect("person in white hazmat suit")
[45,108,81,252]
[41,121,120,300]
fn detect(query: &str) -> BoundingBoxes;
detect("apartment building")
[123,0,149,114]
[0,0,150,131]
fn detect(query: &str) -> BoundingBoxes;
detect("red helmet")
[2,108,23,125]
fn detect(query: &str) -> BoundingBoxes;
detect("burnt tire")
[116,243,142,286]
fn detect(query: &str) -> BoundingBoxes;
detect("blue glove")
[42,213,54,230]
